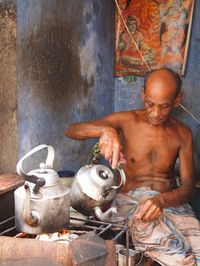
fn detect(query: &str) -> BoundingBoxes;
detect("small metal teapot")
[70,162,126,221]
[15,144,70,235]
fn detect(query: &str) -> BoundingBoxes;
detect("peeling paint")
[17,0,115,172]
[79,34,97,83]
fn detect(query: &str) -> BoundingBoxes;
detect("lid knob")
[99,170,109,179]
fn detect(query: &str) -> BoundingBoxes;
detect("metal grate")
[68,215,128,241]
[0,215,129,242]
[0,216,16,236]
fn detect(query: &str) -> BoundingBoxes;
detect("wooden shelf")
[0,174,24,195]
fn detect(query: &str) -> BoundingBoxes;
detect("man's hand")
[134,196,163,222]
[99,129,126,169]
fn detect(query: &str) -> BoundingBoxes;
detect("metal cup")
[118,248,141,266]
[115,244,125,263]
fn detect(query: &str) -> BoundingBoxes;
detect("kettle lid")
[28,163,59,187]
[16,144,59,187]
[76,164,115,201]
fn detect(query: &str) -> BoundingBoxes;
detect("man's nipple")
[131,158,135,164]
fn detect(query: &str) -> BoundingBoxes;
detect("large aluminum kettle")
[15,144,70,235]
[70,163,126,221]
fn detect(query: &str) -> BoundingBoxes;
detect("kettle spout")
[23,183,40,227]
[94,206,117,222]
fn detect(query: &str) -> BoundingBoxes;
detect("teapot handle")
[16,144,55,179]
[110,165,126,189]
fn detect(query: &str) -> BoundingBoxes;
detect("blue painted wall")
[17,0,115,172]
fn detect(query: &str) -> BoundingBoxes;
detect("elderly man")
[65,68,200,265]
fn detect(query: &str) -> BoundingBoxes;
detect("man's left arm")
[134,127,195,222]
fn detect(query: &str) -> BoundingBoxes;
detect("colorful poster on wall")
[114,0,195,76]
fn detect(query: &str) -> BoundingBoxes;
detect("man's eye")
[147,102,153,107]
[162,105,170,108]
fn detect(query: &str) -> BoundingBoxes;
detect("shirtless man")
[65,68,199,265]
[66,68,194,217]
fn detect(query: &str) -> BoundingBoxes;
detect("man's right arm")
[65,121,111,140]
[65,114,125,169]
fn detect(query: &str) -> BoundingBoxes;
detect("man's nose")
[152,106,161,117]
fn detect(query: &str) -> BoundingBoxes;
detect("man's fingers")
[111,144,120,169]
[99,139,124,169]
[99,142,111,160]
[134,202,150,220]
[140,206,160,222]
[119,152,126,166]
[134,201,162,222]
[98,130,123,168]
[103,144,113,161]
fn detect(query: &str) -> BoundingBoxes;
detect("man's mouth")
[149,117,163,124]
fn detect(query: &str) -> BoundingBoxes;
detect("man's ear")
[174,92,182,107]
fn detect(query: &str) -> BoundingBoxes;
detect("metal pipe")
[98,224,112,236]
[0,216,15,225]
[0,226,16,236]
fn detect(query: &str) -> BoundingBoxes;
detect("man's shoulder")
[109,109,143,122]
[170,116,193,138]
[112,109,141,116]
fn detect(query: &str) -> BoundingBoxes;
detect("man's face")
[143,81,178,126]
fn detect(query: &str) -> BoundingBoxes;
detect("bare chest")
[122,124,180,170]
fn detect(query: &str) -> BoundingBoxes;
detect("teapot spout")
[23,183,40,227]
[94,206,117,222]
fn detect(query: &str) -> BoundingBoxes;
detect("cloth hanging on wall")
[114,0,195,77]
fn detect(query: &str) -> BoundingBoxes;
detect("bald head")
[144,68,182,98]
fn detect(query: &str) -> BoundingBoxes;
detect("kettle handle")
[16,144,55,179]
[110,166,126,189]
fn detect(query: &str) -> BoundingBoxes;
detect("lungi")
[113,187,200,266]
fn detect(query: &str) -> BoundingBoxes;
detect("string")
[114,0,151,72]
[179,104,200,126]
